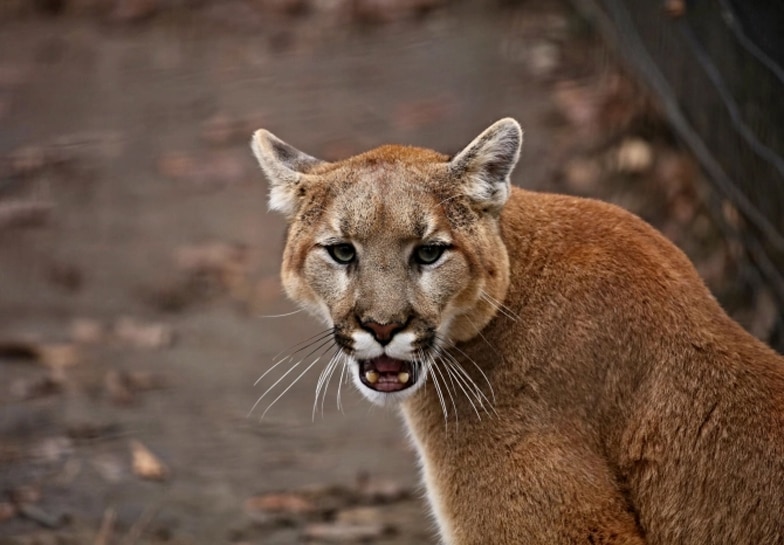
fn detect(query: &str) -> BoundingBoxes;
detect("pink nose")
[362,321,404,345]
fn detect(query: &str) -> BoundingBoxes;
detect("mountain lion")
[251,118,784,545]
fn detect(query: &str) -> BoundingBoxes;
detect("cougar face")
[253,119,521,406]
[310,175,476,404]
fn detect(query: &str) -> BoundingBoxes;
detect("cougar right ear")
[449,118,522,215]
[251,129,326,218]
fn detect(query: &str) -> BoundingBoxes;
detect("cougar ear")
[448,118,522,214]
[251,129,327,218]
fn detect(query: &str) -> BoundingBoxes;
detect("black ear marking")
[271,140,294,162]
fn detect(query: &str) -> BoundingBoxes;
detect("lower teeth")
[364,370,411,385]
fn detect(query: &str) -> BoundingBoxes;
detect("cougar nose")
[361,320,405,346]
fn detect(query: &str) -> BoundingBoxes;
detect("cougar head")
[252,119,521,406]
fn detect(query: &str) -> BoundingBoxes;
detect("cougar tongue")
[360,356,414,392]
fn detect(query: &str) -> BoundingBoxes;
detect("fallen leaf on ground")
[37,343,82,371]
[0,338,82,373]
[336,506,386,526]
[244,490,322,526]
[130,439,169,481]
[70,318,104,344]
[105,369,168,404]
[93,507,116,545]
[303,521,392,543]
[244,492,317,515]
[114,318,174,349]
[355,473,410,503]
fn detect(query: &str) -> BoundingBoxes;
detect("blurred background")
[0,0,781,543]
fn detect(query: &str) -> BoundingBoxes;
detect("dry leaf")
[336,506,385,525]
[70,318,104,344]
[94,507,116,545]
[355,473,410,502]
[303,521,390,542]
[130,440,169,481]
[244,492,316,515]
[0,337,81,373]
[105,370,168,404]
[115,318,174,349]
[37,343,82,370]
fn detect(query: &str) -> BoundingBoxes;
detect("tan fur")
[253,119,784,545]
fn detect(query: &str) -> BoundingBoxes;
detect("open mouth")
[359,356,416,393]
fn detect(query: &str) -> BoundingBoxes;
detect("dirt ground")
[0,1,775,544]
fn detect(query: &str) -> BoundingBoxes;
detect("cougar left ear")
[251,129,327,218]
[449,118,522,214]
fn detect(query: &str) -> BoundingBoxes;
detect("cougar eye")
[327,243,356,265]
[414,244,447,265]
